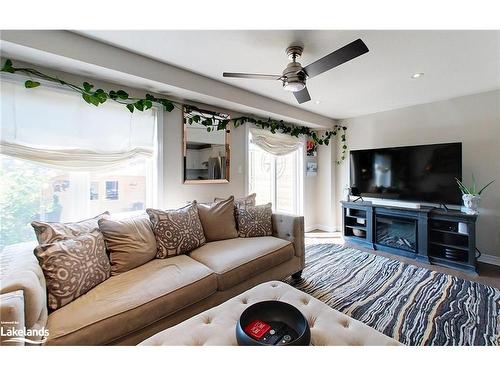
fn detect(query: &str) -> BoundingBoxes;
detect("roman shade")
[249,126,302,156]
[0,79,157,171]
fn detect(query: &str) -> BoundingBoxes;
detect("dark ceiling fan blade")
[223,72,282,80]
[293,87,311,104]
[303,39,369,79]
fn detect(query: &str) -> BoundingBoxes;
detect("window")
[105,181,119,200]
[0,79,160,250]
[247,128,303,215]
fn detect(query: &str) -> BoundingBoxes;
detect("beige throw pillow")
[197,196,238,242]
[31,211,110,244]
[215,193,256,209]
[98,214,157,275]
[34,230,111,311]
[147,202,206,258]
[236,203,273,238]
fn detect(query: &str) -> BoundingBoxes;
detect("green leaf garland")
[1,59,348,163]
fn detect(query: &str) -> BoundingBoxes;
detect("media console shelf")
[341,201,478,273]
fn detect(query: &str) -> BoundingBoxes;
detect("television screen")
[349,142,462,204]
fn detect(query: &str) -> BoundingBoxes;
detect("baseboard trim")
[478,254,500,266]
[315,224,337,232]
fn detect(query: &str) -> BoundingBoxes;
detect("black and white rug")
[285,244,500,345]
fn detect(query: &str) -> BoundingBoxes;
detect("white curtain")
[0,141,153,171]
[0,79,157,170]
[249,126,302,156]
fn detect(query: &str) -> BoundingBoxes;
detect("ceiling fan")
[223,39,369,104]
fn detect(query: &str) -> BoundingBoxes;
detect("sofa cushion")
[34,230,111,311]
[189,236,294,291]
[98,214,157,275]
[236,203,273,238]
[44,255,217,345]
[31,211,110,244]
[147,202,206,259]
[197,196,238,242]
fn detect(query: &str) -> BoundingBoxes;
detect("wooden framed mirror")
[183,106,230,184]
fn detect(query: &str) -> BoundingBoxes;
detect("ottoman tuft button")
[342,320,349,328]
[204,317,212,324]
[302,299,309,305]
[271,283,278,288]
[241,298,248,304]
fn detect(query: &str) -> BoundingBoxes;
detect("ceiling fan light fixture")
[283,81,306,92]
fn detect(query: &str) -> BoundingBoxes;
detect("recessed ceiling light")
[315,100,321,104]
[411,72,424,79]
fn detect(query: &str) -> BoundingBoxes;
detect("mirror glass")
[183,108,230,184]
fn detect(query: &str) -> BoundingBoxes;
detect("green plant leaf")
[161,100,174,112]
[134,100,144,111]
[24,80,40,88]
[478,180,495,195]
[82,93,92,104]
[126,104,135,113]
[1,59,15,73]
[116,90,129,100]
[455,178,471,195]
[83,82,94,92]
[144,100,153,110]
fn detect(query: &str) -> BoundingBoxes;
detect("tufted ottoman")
[139,281,401,346]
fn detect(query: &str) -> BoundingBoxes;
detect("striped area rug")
[286,244,500,345]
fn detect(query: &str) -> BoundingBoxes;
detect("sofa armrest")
[0,290,26,346]
[0,241,48,344]
[271,214,305,268]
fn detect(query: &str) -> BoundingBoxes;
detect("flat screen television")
[349,142,462,205]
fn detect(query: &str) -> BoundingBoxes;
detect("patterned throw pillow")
[31,212,110,244]
[236,203,273,238]
[34,230,111,311]
[147,202,206,258]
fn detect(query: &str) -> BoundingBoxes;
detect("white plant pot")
[461,194,481,215]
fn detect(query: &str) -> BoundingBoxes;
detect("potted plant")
[455,175,495,215]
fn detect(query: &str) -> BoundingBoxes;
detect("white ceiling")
[77,30,500,119]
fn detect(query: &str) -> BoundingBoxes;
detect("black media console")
[341,201,478,273]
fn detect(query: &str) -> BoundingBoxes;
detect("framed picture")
[306,162,317,176]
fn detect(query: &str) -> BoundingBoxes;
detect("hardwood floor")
[305,230,500,289]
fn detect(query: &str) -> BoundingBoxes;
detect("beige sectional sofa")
[0,213,304,346]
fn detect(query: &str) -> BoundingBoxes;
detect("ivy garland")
[1,59,348,163]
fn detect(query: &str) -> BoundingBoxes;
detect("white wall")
[334,90,500,258]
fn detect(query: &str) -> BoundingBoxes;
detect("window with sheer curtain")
[0,79,160,249]
[247,126,304,215]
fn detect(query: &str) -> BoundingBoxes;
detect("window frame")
[245,123,304,216]
[1,73,164,215]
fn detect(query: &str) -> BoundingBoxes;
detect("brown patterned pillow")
[34,230,111,311]
[31,212,110,244]
[147,202,206,258]
[236,203,273,238]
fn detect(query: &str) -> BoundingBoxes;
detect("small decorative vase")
[461,194,481,215]
[343,186,351,202]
